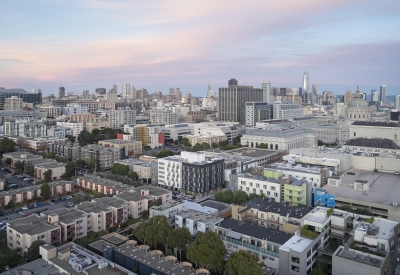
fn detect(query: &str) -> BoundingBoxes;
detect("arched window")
[251,142,254,148]
[270,144,273,150]
[275,144,278,150]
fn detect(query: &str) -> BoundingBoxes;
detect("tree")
[40,182,51,199]
[226,250,263,275]
[311,262,328,275]
[211,142,219,149]
[219,140,229,147]
[65,134,76,143]
[192,143,203,152]
[234,190,248,204]
[181,137,192,147]
[103,127,117,140]
[43,169,53,182]
[88,158,97,170]
[201,142,210,150]
[17,138,30,150]
[78,130,96,146]
[256,143,268,149]
[5,200,15,209]
[222,190,234,203]
[4,157,12,166]
[24,162,34,176]
[26,240,45,259]
[0,137,16,156]
[187,231,226,272]
[214,191,223,202]
[72,195,83,205]
[157,150,174,158]
[76,159,86,169]
[111,163,129,176]
[132,215,170,250]
[167,227,192,260]
[140,210,149,219]
[91,128,101,136]
[233,134,242,145]
[128,171,138,180]
[46,152,56,159]
[14,160,25,174]
[0,248,22,270]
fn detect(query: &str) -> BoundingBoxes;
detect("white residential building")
[47,126,73,138]
[106,107,136,129]
[56,121,84,137]
[149,109,181,125]
[233,173,282,202]
[4,121,47,138]
[62,104,88,116]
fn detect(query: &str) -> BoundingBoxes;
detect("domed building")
[345,86,374,120]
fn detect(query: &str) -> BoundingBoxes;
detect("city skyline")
[0,0,400,96]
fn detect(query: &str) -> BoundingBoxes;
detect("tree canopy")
[256,143,268,149]
[88,158,98,170]
[43,169,53,182]
[132,215,170,250]
[201,142,210,150]
[166,227,192,251]
[40,182,51,199]
[225,250,263,275]
[187,231,226,272]
[0,137,16,156]
[14,160,25,174]
[111,163,129,176]
[157,150,174,158]
[4,157,11,166]
[181,137,192,147]
[127,171,138,180]
[24,162,34,176]
[192,143,203,152]
[26,240,45,260]
[78,130,96,146]
[234,190,248,204]
[76,159,86,168]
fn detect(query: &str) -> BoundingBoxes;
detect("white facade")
[4,121,47,138]
[160,123,192,140]
[349,123,400,147]
[47,126,73,138]
[106,107,136,129]
[260,81,271,103]
[310,124,340,144]
[158,156,182,189]
[394,95,400,110]
[149,109,181,125]
[56,122,84,137]
[191,122,239,141]
[62,104,88,116]
[237,175,281,202]
[272,101,304,120]
[4,96,23,110]
[122,83,130,97]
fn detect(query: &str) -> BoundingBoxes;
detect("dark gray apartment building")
[181,158,224,195]
[219,84,263,123]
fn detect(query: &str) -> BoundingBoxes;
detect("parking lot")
[0,169,35,188]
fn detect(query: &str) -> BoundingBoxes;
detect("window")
[291,265,300,272]
[291,256,300,263]
[378,243,385,250]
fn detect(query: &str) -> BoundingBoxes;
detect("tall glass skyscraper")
[380,85,386,104]
[302,72,309,92]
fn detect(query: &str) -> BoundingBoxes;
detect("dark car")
[61,197,66,201]
[28,204,34,209]
[13,208,20,213]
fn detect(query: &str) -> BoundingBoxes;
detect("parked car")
[13,208,20,213]
[22,206,28,210]
[66,196,71,200]
[67,202,74,207]
[28,204,34,209]
[33,203,37,208]
[61,197,66,201]
[395,172,399,175]
[37,203,43,207]
[18,212,25,216]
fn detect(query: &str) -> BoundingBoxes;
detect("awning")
[227,231,242,240]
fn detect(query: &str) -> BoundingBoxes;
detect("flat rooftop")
[135,185,171,197]
[150,200,183,211]
[280,234,313,253]
[177,209,223,224]
[92,197,128,209]
[101,232,129,245]
[322,168,400,206]
[115,190,152,202]
[45,207,87,224]
[335,246,384,268]
[7,215,60,235]
[200,200,230,212]
[245,198,312,220]
[218,219,293,245]
[89,239,116,252]
[226,148,278,158]
[0,258,58,275]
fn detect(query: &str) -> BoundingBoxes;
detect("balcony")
[67,226,75,233]
[51,231,60,238]
[51,237,60,245]
[67,232,75,239]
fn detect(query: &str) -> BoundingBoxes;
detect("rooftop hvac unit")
[98,261,108,270]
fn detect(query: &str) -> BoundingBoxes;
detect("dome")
[347,97,369,107]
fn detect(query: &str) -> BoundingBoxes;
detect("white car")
[21,206,28,210]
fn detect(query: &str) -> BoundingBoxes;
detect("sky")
[0,0,400,97]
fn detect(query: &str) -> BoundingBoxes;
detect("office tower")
[136,88,148,100]
[228,78,238,86]
[298,87,303,96]
[260,81,271,103]
[371,90,379,102]
[186,93,192,99]
[344,90,353,106]
[175,88,182,101]
[245,102,270,126]
[395,95,400,110]
[108,84,118,94]
[380,85,386,103]
[32,88,41,94]
[312,84,317,95]
[95,88,106,95]
[219,84,263,123]
[279,88,287,97]
[122,84,130,97]
[272,87,279,97]
[130,86,137,99]
[169,88,175,96]
[83,90,89,97]
[360,92,366,100]
[302,72,309,92]
[59,87,65,98]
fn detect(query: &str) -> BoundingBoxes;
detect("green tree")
[78,130,96,146]
[76,159,86,168]
[88,158,98,170]
[26,240,45,259]
[111,163,130,176]
[201,142,210,150]
[72,194,83,205]
[167,227,192,260]
[0,137,16,156]
[157,150,174,158]
[0,248,22,271]
[14,160,25,174]
[211,142,219,149]
[256,143,268,149]
[222,190,234,203]
[24,162,34,176]
[5,200,15,209]
[226,250,263,275]
[132,215,170,250]
[181,137,192,147]
[65,134,76,143]
[103,128,116,140]
[128,171,138,180]
[311,262,328,275]
[233,134,242,145]
[214,191,223,202]
[219,140,229,147]
[91,128,101,136]
[187,231,226,272]
[141,210,149,219]
[63,162,78,179]
[234,190,248,204]
[5,157,12,166]
[46,152,56,159]
[43,169,53,182]
[192,143,203,152]
[40,182,51,199]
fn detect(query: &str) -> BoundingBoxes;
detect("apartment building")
[183,133,226,146]
[62,104,88,116]
[23,136,68,150]
[231,173,281,202]
[115,158,158,184]
[158,155,182,190]
[98,139,142,157]
[272,101,304,120]
[86,117,110,133]
[4,120,47,138]
[106,107,136,129]
[244,102,270,126]
[78,144,122,168]
[46,126,73,138]
[149,108,181,125]
[6,216,62,250]
[174,209,223,236]
[39,105,62,117]
[125,124,164,149]
[35,160,66,180]
[56,121,84,137]
[114,191,153,219]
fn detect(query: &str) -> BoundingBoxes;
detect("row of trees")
[78,128,117,146]
[215,190,266,204]
[0,137,16,156]
[110,163,138,179]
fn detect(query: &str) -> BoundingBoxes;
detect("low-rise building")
[85,116,110,133]
[116,158,158,184]
[35,160,66,180]
[46,126,73,138]
[174,209,223,235]
[160,123,192,141]
[310,124,340,144]
[183,133,226,146]
[98,139,142,157]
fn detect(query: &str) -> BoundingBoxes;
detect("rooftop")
[226,148,278,158]
[0,258,59,275]
[280,234,313,253]
[200,200,230,212]
[88,239,116,252]
[352,121,400,127]
[150,200,183,211]
[7,215,60,235]
[134,185,171,197]
[345,137,400,149]
[322,168,400,207]
[44,207,87,225]
[176,209,224,224]
[100,139,141,144]
[335,246,384,268]
[245,198,312,219]
[244,128,314,138]
[267,162,326,175]
[101,232,129,246]
[218,219,293,245]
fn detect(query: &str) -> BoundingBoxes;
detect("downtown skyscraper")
[380,85,386,104]
[219,80,263,123]
[302,72,309,92]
